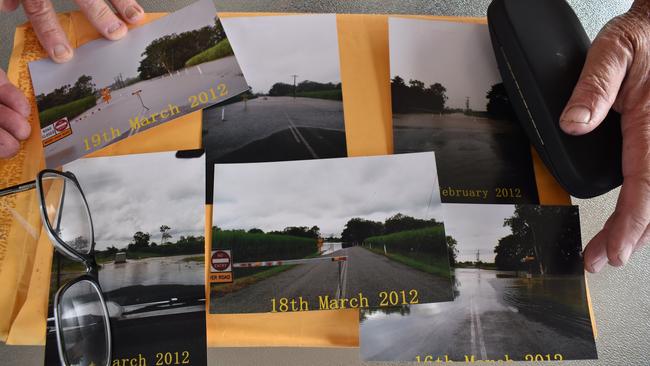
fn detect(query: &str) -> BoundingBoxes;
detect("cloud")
[222,15,342,94]
[442,203,515,262]
[389,18,502,111]
[213,152,443,237]
[64,151,205,250]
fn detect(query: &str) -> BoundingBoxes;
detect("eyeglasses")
[0,170,111,366]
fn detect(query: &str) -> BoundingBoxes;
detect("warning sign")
[210,249,233,283]
[42,117,73,147]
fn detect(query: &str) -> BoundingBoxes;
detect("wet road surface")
[211,246,452,314]
[45,56,248,167]
[393,113,538,204]
[360,268,597,361]
[203,96,347,163]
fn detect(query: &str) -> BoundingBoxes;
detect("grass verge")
[185,39,234,67]
[364,246,451,278]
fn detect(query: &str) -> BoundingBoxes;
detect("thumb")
[560,24,630,136]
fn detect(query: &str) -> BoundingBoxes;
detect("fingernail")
[107,21,125,35]
[561,106,592,125]
[52,44,72,62]
[617,246,634,265]
[125,5,143,21]
[589,256,608,273]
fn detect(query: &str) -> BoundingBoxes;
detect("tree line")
[97,225,204,257]
[494,205,583,275]
[36,75,96,112]
[268,80,341,97]
[138,18,227,80]
[391,76,515,119]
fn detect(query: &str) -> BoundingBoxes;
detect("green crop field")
[364,226,450,277]
[295,89,343,101]
[39,95,96,128]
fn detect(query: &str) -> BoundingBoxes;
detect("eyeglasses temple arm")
[0,180,36,197]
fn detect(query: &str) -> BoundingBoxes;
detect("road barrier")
[232,255,347,268]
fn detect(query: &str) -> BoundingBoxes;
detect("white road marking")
[284,111,319,159]
[472,297,488,360]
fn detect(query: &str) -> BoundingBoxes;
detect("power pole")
[291,74,298,99]
[465,96,470,113]
[476,249,480,263]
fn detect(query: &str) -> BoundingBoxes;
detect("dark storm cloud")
[212,153,443,237]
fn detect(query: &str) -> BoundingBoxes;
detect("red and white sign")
[41,117,73,147]
[211,249,232,273]
[53,118,70,132]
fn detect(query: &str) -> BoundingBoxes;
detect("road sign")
[210,249,233,284]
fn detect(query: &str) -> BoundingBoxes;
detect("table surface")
[2,1,648,366]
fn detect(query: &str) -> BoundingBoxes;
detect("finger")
[108,0,144,24]
[22,0,74,63]
[0,69,30,118]
[560,25,631,136]
[0,127,20,159]
[0,105,31,141]
[634,224,650,251]
[584,229,610,273]
[74,0,127,40]
[604,113,650,266]
[1,0,20,12]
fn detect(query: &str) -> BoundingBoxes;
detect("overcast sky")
[389,17,502,111]
[222,14,342,94]
[29,0,217,95]
[213,153,442,238]
[63,151,205,251]
[443,204,514,263]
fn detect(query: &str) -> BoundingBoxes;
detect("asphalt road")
[203,96,347,163]
[44,56,248,168]
[211,246,453,314]
[360,268,597,361]
[393,113,539,204]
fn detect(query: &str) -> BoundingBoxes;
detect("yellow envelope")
[0,11,571,347]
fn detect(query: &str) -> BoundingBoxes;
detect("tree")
[495,205,583,275]
[390,76,447,113]
[341,218,384,247]
[138,20,226,80]
[160,225,172,245]
[248,228,264,234]
[446,236,458,267]
[486,83,514,119]
[384,213,440,234]
[71,236,90,253]
[128,231,151,251]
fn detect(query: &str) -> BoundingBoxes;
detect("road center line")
[283,111,319,159]
[473,298,488,360]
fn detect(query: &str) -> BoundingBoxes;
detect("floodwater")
[321,242,343,255]
[99,254,203,292]
[360,268,597,361]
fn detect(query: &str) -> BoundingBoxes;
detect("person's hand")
[560,0,650,272]
[0,68,30,158]
[2,0,145,63]
[0,0,145,158]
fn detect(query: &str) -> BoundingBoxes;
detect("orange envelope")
[0,11,572,347]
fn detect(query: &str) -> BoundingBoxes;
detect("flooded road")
[320,242,343,255]
[99,254,203,292]
[360,268,597,361]
[393,113,538,204]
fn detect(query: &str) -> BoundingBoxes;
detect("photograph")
[29,0,249,168]
[360,204,597,362]
[389,17,539,204]
[202,14,347,165]
[209,152,453,314]
[42,151,207,366]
